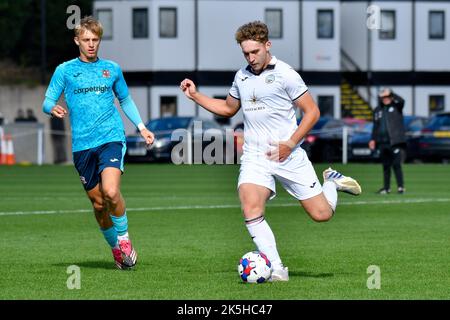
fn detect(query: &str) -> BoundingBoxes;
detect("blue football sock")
[110,212,128,236]
[101,226,118,248]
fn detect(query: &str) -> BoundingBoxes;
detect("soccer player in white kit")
[180,21,361,281]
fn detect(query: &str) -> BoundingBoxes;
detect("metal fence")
[0,123,45,165]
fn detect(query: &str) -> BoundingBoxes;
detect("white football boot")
[323,167,362,196]
[268,266,289,282]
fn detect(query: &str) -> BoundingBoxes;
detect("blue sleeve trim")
[120,95,143,127]
[42,97,57,115]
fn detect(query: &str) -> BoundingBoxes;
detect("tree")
[0,0,93,78]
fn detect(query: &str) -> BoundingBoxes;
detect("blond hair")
[74,16,103,38]
[235,21,269,44]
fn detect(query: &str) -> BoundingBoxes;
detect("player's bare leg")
[87,184,112,228]
[101,168,126,218]
[300,193,334,222]
[100,167,137,269]
[239,183,270,220]
[239,183,288,281]
[86,184,124,269]
[301,167,361,222]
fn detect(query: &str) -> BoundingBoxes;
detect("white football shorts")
[237,147,322,201]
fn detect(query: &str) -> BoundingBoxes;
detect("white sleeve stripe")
[292,89,308,101]
[229,93,240,100]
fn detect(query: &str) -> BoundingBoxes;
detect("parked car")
[416,113,450,161]
[297,115,333,128]
[125,116,228,163]
[233,122,244,162]
[301,117,368,162]
[233,116,333,162]
[348,115,428,162]
[347,122,376,161]
[298,116,332,157]
[403,115,429,161]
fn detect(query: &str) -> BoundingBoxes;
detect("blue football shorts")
[73,141,126,191]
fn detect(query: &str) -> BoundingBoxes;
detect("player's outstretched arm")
[180,78,240,117]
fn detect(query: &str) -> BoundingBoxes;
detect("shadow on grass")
[237,270,335,284]
[290,270,334,278]
[52,261,118,270]
[53,260,152,270]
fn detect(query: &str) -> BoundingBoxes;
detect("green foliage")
[0,0,92,71]
[0,0,33,60]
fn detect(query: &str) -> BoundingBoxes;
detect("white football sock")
[117,232,129,242]
[323,181,338,212]
[245,215,283,270]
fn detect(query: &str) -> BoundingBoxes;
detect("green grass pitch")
[0,163,449,299]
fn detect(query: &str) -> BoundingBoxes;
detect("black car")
[125,116,229,163]
[348,115,428,162]
[416,113,450,161]
[299,116,333,158]
[301,118,368,162]
[297,115,333,128]
[347,122,376,161]
[403,115,429,161]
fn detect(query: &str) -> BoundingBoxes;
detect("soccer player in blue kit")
[42,16,154,270]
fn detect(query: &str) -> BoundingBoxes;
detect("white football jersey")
[229,56,308,158]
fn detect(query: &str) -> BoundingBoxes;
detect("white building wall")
[340,1,368,70]
[95,0,196,71]
[415,86,450,117]
[309,86,341,118]
[197,0,300,70]
[95,1,152,71]
[370,1,413,71]
[302,1,340,71]
[415,2,450,71]
[91,0,450,122]
[151,0,196,71]
[149,86,195,119]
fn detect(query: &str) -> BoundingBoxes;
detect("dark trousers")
[379,144,404,190]
[51,135,67,164]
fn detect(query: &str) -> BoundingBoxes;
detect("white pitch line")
[0,198,449,217]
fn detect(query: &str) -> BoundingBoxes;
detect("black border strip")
[124,71,450,87]
[292,89,309,101]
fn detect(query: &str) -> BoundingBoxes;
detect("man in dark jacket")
[369,88,406,194]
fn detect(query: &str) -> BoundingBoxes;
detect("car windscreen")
[428,115,450,129]
[360,122,373,133]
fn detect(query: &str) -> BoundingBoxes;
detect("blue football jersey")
[45,58,130,152]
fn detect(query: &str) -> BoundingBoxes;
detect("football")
[237,251,272,283]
